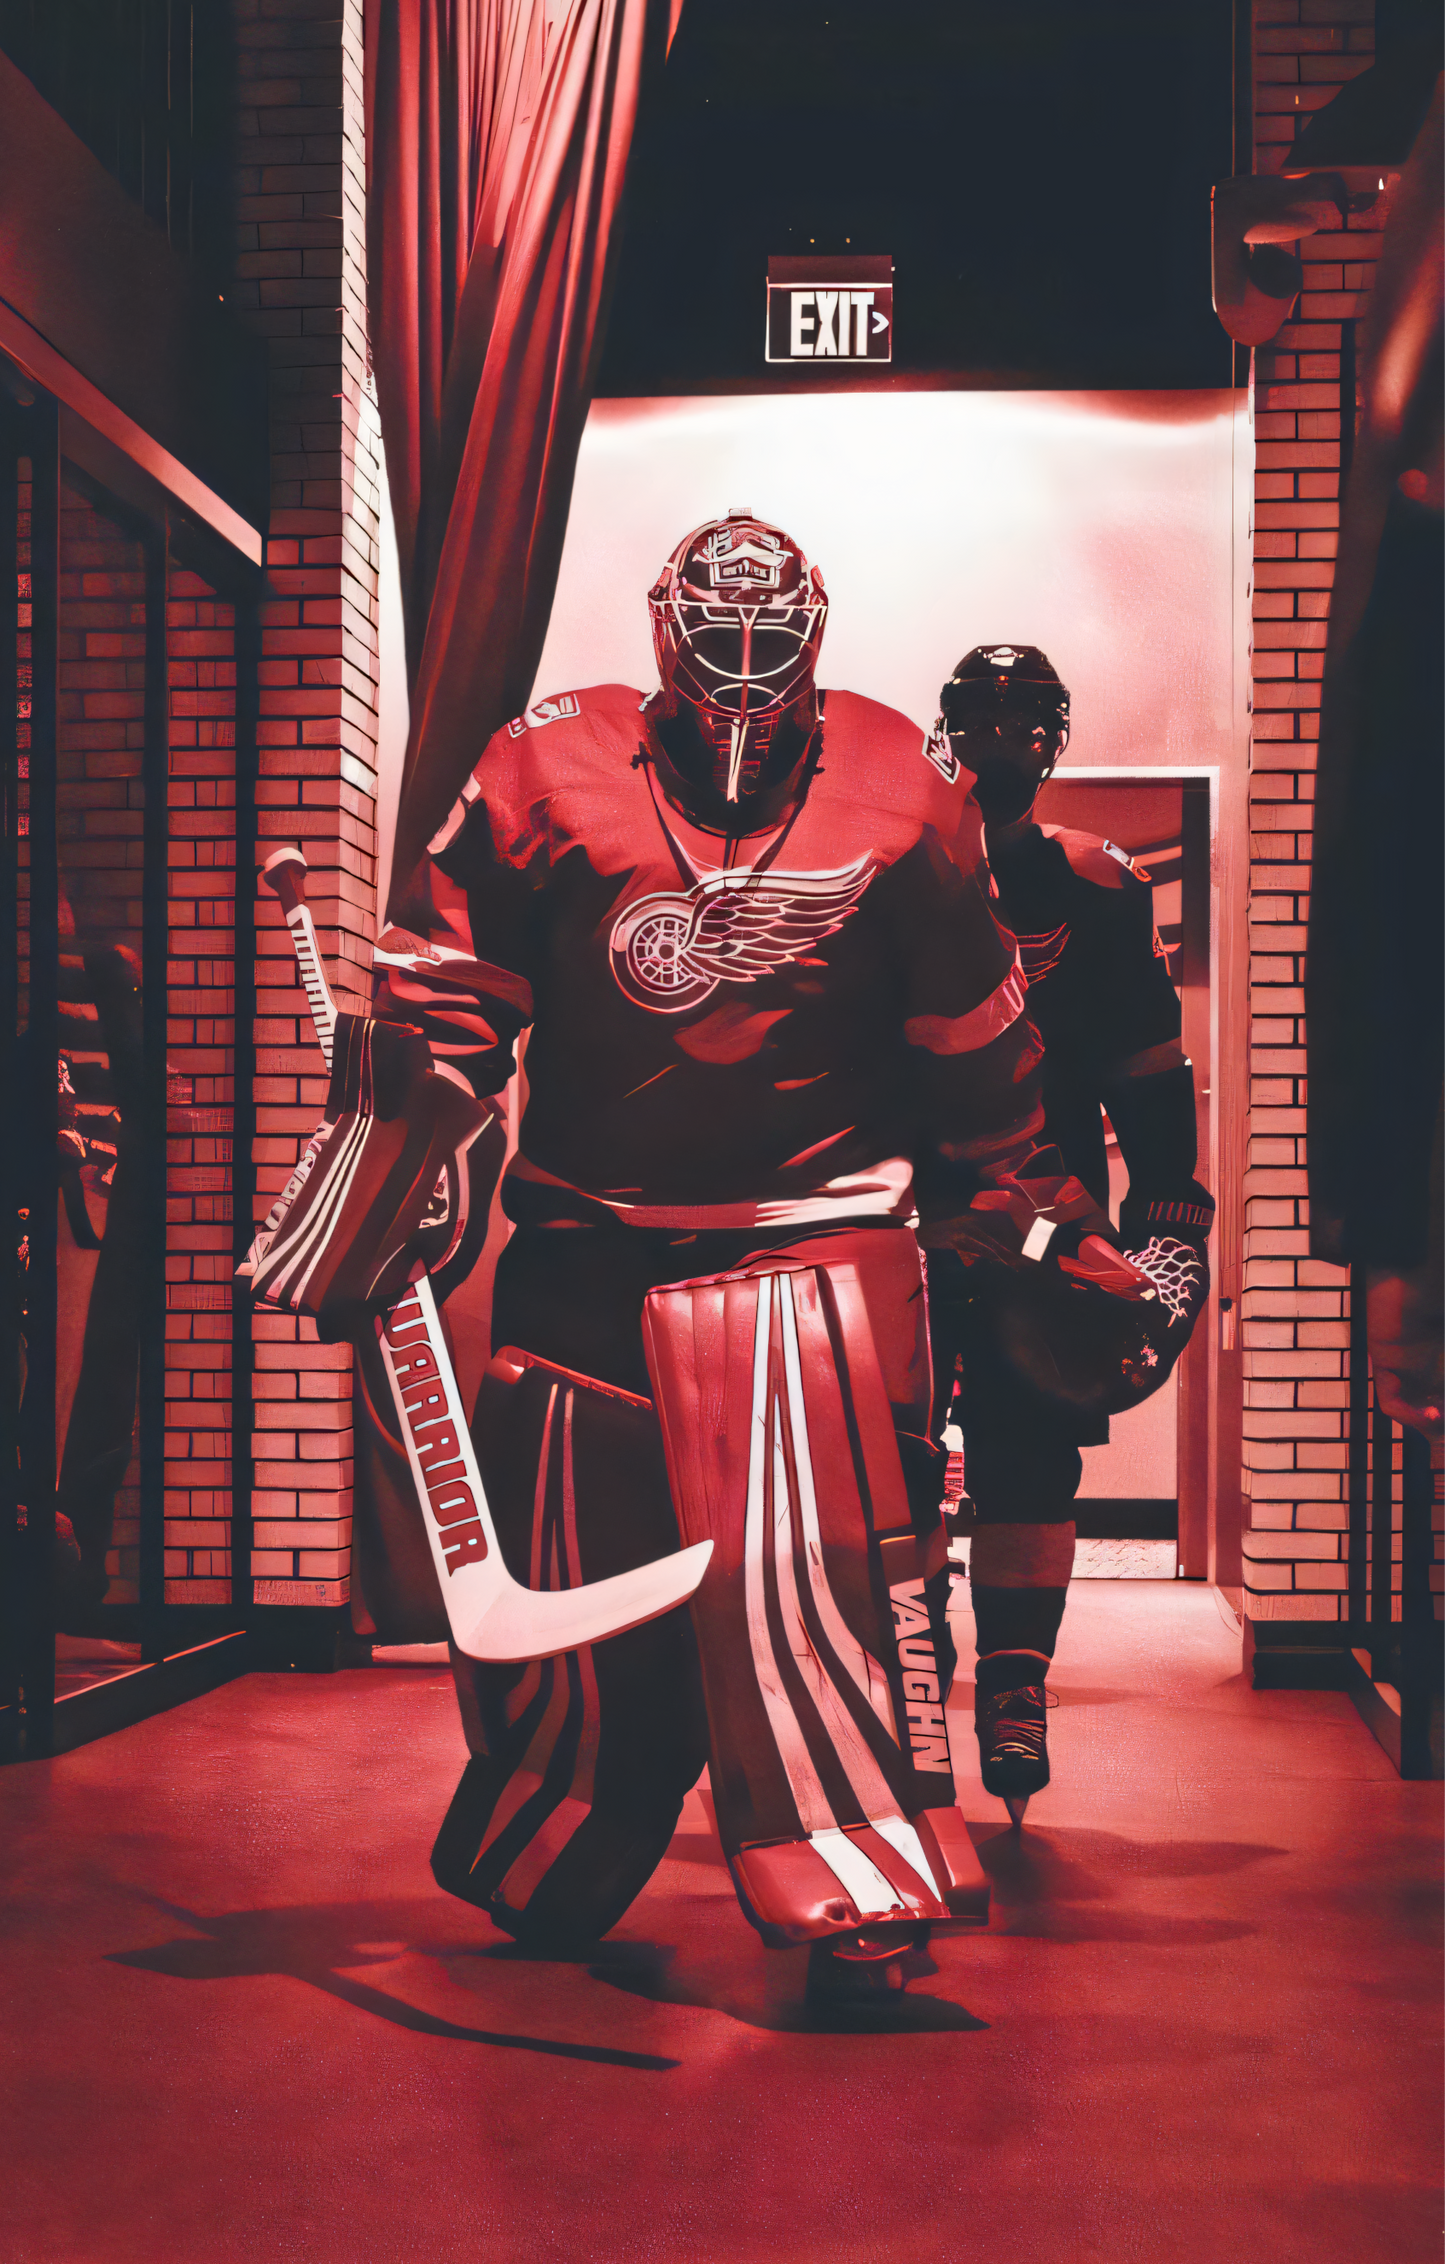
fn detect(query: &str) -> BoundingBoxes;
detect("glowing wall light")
[534,389,1242,768]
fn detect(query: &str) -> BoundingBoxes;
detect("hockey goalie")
[251,513,1188,2001]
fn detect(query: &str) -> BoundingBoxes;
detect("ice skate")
[975,1679,1056,1828]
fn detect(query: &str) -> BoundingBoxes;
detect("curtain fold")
[365,0,668,911]
[354,0,669,1638]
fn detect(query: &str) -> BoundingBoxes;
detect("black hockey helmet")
[939,644,1070,739]
[938,644,1070,825]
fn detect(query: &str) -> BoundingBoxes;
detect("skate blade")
[1004,1795,1030,1829]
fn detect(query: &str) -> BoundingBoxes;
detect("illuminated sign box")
[765,255,892,365]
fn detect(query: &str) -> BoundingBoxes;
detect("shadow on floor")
[973,1822,1283,1943]
[452,1934,992,2037]
[107,1892,679,2071]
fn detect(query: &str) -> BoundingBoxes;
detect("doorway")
[1030,771,1214,1577]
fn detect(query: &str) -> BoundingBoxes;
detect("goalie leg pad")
[642,1229,987,1947]
[434,1347,708,1942]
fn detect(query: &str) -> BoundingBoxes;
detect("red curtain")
[354,0,674,1637]
[365,0,675,910]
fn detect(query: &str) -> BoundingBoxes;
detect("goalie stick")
[254,846,712,1663]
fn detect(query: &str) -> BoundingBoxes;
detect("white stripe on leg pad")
[808,1827,905,1918]
[869,1812,943,1901]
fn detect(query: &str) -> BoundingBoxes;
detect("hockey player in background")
[926,645,1214,1821]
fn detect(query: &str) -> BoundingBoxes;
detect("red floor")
[3,1581,1439,2264]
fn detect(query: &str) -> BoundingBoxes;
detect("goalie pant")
[432,1218,989,1948]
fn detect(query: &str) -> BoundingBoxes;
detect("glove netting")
[1124,1235,1205,1326]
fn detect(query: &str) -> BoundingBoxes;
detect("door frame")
[1037,762,1245,1591]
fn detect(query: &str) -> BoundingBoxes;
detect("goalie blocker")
[245,1012,502,1339]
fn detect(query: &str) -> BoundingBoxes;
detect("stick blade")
[455,1539,714,1663]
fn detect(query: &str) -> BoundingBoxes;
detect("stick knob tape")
[262,844,309,917]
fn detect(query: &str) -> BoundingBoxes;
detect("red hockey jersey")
[376,685,1043,1229]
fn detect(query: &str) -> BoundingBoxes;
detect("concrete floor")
[2,1581,1439,2264]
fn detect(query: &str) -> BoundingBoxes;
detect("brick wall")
[1241,0,1399,1625]
[234,0,378,1623]
[163,566,240,1608]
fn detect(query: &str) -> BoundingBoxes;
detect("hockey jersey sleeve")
[881,826,1045,1219]
[1048,830,1182,1070]
[373,750,541,1102]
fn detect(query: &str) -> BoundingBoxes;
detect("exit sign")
[765,256,892,364]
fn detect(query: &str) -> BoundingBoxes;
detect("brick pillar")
[1241,0,1393,1636]
[235,0,378,1663]
[163,566,240,1610]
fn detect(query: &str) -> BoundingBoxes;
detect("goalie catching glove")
[922,1159,1213,1423]
[240,1013,501,1341]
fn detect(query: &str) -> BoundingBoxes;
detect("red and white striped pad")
[642,1231,988,1946]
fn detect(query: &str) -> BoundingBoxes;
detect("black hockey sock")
[971,1581,1068,1664]
[974,1646,1055,1699]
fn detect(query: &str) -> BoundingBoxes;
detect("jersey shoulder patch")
[506,692,581,735]
[921,723,960,784]
[504,682,643,736]
[429,686,645,857]
[1040,825,1150,891]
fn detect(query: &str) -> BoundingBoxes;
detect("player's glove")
[922,1165,1211,1422]
[1117,1178,1214,1353]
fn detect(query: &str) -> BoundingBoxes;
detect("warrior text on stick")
[382,1292,488,1572]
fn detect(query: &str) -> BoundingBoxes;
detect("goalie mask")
[938,645,1070,826]
[647,512,828,821]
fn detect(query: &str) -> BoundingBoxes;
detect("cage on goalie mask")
[648,512,827,805]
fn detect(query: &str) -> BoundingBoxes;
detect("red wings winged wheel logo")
[609,858,873,1013]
